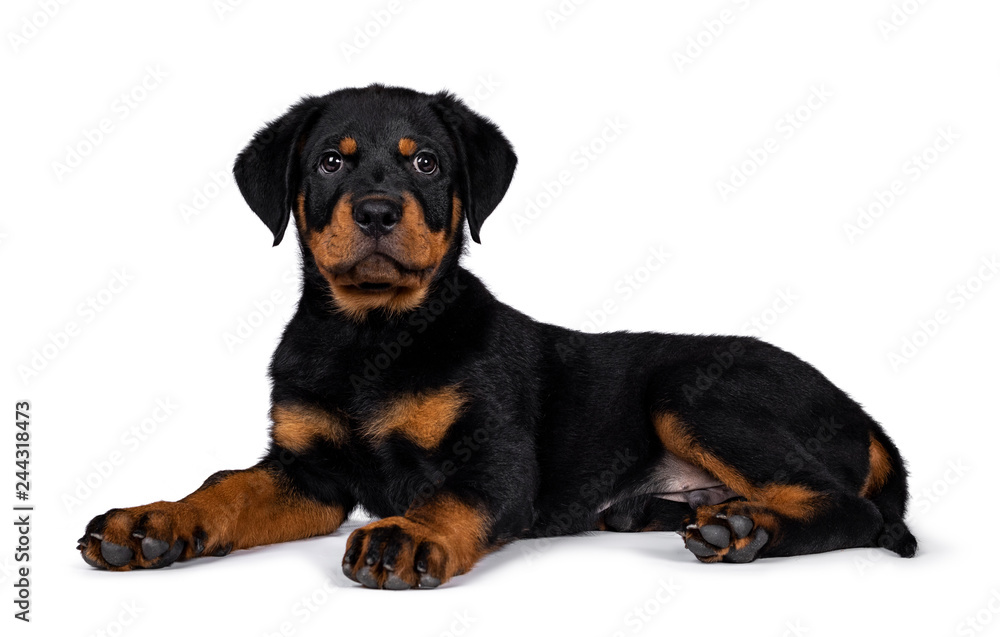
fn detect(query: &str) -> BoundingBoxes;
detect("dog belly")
[639,452,737,508]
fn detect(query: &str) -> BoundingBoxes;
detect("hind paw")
[682,511,769,563]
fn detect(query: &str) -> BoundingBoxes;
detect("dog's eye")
[413,151,438,175]
[319,151,343,173]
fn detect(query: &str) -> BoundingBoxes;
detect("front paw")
[78,503,230,571]
[342,517,454,590]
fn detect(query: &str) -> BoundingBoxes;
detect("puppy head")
[233,85,517,320]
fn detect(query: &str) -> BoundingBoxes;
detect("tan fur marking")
[757,484,819,520]
[294,190,463,321]
[393,191,452,268]
[329,282,430,321]
[304,193,410,320]
[271,403,348,452]
[305,193,359,271]
[182,468,344,549]
[365,385,467,449]
[294,192,307,231]
[339,137,358,155]
[654,412,754,495]
[81,467,346,570]
[693,500,781,542]
[298,190,453,321]
[450,193,463,235]
[398,137,418,156]
[654,412,822,521]
[405,494,489,576]
[860,433,893,498]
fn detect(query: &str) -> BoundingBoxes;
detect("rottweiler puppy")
[78,84,917,588]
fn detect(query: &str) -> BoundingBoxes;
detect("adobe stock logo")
[672,0,756,72]
[876,0,932,41]
[339,0,408,62]
[843,126,958,243]
[512,116,627,233]
[956,589,1000,637]
[18,268,134,386]
[886,255,997,372]
[62,398,179,513]
[7,0,71,54]
[50,65,169,181]
[716,85,833,201]
[611,579,681,636]
[222,269,297,353]
[544,0,592,31]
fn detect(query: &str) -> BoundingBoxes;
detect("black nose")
[352,198,402,238]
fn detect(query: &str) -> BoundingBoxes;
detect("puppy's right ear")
[233,97,323,246]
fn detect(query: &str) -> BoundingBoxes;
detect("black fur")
[82,84,917,582]
[245,84,915,567]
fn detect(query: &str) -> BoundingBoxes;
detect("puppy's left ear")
[233,97,323,246]
[431,92,517,243]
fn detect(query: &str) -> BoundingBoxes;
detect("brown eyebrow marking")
[398,137,418,157]
[339,137,358,155]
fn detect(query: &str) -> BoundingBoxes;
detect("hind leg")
[598,497,690,533]
[653,411,902,562]
[864,432,919,557]
[682,491,884,563]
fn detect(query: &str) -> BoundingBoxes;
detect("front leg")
[78,462,350,570]
[342,493,492,589]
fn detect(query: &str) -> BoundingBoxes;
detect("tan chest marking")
[271,403,348,453]
[364,386,467,449]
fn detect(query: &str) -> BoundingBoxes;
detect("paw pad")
[342,518,450,590]
[683,512,769,563]
[78,504,212,571]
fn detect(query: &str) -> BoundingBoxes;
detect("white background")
[3,0,999,635]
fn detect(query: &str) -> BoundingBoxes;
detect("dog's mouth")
[356,281,393,292]
[327,253,432,294]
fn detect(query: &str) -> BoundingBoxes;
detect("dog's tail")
[862,426,918,557]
